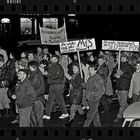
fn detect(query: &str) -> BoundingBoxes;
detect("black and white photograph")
[0,1,140,138]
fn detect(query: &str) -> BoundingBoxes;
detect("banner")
[39,21,67,45]
[59,38,96,54]
[102,40,139,52]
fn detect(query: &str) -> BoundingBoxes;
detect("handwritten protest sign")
[102,40,139,52]
[39,22,67,45]
[59,38,96,54]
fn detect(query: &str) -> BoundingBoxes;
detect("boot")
[0,110,4,117]
[4,108,10,117]
[78,114,87,123]
[63,119,74,127]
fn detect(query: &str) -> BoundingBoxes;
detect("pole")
[77,50,83,78]
[118,49,121,70]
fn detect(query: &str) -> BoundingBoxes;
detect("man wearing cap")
[97,55,110,113]
[0,57,11,117]
[15,69,36,127]
[113,53,133,122]
[43,54,69,120]
[28,61,45,127]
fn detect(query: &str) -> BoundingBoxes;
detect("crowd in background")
[0,45,139,127]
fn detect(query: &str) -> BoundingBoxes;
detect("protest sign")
[59,38,96,54]
[102,40,139,52]
[60,38,96,78]
[102,40,139,70]
[39,21,67,45]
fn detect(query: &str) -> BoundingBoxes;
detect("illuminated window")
[43,18,58,29]
[20,18,37,35]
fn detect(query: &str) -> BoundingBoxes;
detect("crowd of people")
[0,44,139,127]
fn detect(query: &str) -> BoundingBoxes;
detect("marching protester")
[0,57,11,117]
[64,63,85,127]
[36,47,43,62]
[15,69,36,127]
[0,46,8,64]
[82,64,105,127]
[113,53,133,122]
[128,61,140,102]
[28,61,45,127]
[42,54,69,120]
[97,55,110,113]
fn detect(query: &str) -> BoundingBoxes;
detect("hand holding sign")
[65,73,72,80]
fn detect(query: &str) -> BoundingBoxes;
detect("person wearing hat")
[15,69,36,127]
[64,63,85,127]
[97,55,110,114]
[28,60,45,127]
[43,54,69,120]
[0,57,11,117]
[113,52,133,122]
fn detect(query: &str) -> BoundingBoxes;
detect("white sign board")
[102,40,139,52]
[40,23,67,45]
[59,38,96,54]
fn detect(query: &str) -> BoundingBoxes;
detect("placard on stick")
[59,38,96,78]
[102,40,139,70]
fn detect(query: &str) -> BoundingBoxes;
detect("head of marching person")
[27,51,35,62]
[17,69,27,82]
[135,62,140,72]
[73,53,78,61]
[28,61,39,72]
[43,46,49,55]
[88,64,98,76]
[72,63,79,75]
[0,57,4,68]
[37,46,42,54]
[98,55,106,66]
[21,51,27,58]
[121,53,128,63]
[42,53,50,62]
[50,54,59,64]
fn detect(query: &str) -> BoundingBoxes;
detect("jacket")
[0,65,10,88]
[114,62,133,90]
[70,72,84,105]
[47,62,64,85]
[97,63,109,83]
[82,73,105,101]
[128,71,140,98]
[29,69,45,102]
[15,78,36,109]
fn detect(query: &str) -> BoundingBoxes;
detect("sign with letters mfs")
[59,38,96,54]
[102,40,139,52]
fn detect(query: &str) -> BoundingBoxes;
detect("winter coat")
[29,69,45,102]
[97,63,109,83]
[70,73,84,105]
[82,73,105,101]
[114,62,133,90]
[15,78,36,109]
[0,65,10,88]
[47,62,64,85]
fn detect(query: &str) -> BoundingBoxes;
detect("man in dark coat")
[64,63,85,126]
[113,53,133,122]
[28,61,45,127]
[43,55,69,120]
[15,69,36,127]
[97,55,110,113]
[82,64,105,127]
[0,57,11,117]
